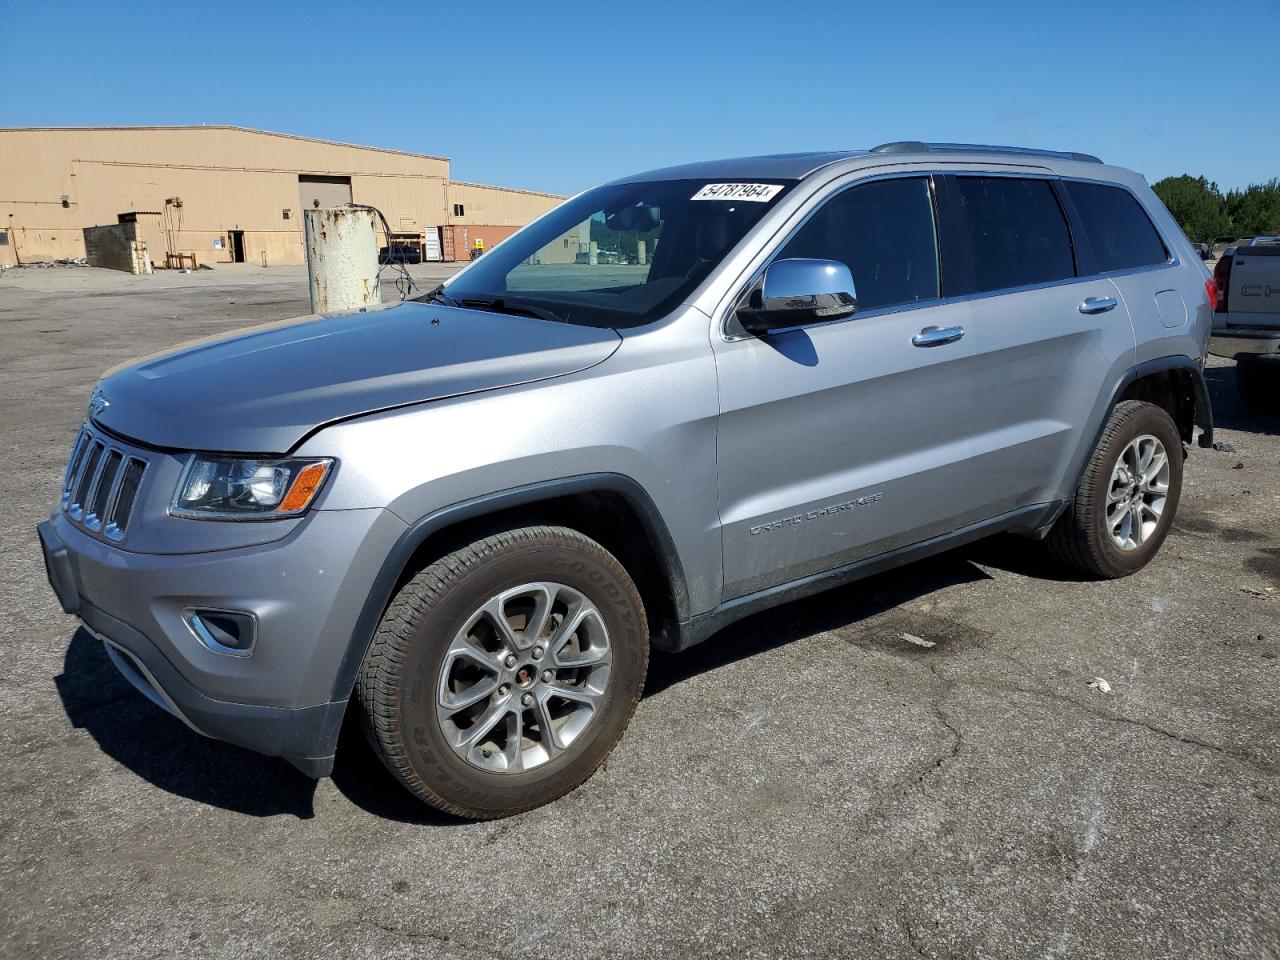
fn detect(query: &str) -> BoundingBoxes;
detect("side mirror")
[737,258,857,334]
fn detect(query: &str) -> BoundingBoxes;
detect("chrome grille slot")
[62,431,89,499]
[85,450,122,531]
[60,426,148,542]
[108,459,145,539]
[70,442,104,521]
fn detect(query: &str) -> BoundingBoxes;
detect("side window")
[1065,181,1168,272]
[949,177,1075,295]
[776,177,939,312]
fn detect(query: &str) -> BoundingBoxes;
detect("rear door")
[712,175,983,599]
[1061,180,1204,363]
[938,174,1137,516]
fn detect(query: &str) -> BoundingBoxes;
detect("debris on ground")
[1240,585,1276,600]
[5,258,91,269]
[1233,462,1245,470]
[1213,441,1236,453]
[901,632,936,648]
[1087,677,1113,694]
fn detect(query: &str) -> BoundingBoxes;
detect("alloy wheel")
[435,582,612,773]
[1106,434,1170,551]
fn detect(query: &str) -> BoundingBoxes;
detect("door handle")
[1079,296,1118,314]
[912,325,965,347]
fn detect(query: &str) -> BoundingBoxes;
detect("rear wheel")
[1047,400,1183,578]
[356,525,648,819]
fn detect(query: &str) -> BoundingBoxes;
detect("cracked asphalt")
[2,264,1278,959]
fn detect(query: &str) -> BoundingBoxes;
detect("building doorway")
[298,175,353,212]
[228,230,246,263]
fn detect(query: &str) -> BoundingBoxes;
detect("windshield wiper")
[456,297,566,324]
[414,283,459,306]
[414,287,567,324]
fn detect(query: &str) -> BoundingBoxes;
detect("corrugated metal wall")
[0,127,560,265]
[446,181,561,227]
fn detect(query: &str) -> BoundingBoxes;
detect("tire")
[1237,358,1279,412]
[356,525,648,819]
[1046,400,1184,578]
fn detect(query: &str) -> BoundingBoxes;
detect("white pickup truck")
[1211,237,1280,409]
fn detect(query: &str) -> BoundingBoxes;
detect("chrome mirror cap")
[744,258,857,333]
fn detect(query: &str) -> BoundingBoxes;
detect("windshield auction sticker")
[691,183,783,202]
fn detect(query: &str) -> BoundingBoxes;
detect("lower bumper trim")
[101,639,188,725]
[81,600,345,778]
[37,521,80,615]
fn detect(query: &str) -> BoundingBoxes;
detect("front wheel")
[1046,400,1184,578]
[356,525,648,819]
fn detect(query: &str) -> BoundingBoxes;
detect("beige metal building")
[0,126,563,268]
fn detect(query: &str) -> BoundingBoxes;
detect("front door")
[712,176,982,599]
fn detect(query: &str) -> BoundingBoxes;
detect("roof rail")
[869,141,1103,164]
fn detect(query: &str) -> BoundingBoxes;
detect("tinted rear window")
[1065,181,1168,272]
[950,177,1075,295]
[776,176,940,311]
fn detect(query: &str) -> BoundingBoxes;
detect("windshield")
[435,178,794,328]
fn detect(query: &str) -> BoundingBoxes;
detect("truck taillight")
[1213,255,1232,312]
[1204,278,1218,312]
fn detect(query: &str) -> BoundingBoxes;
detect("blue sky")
[2,0,1273,196]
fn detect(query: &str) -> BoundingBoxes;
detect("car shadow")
[55,628,319,819]
[54,627,470,825]
[645,548,999,697]
[760,327,820,366]
[1204,362,1279,437]
[959,532,1097,583]
[328,715,464,826]
[53,536,1077,823]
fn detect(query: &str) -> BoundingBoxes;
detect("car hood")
[93,301,621,453]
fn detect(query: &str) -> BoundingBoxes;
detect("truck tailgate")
[1225,245,1280,327]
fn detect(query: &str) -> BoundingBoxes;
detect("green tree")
[1224,179,1280,238]
[1151,175,1231,245]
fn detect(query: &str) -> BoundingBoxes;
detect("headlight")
[171,455,333,520]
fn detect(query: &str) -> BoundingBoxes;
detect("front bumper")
[38,505,407,777]
[1210,325,1280,360]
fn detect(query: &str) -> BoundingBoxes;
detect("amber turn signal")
[278,460,331,513]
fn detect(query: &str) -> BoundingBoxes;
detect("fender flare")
[1043,355,1214,537]
[327,472,690,703]
[1116,355,1214,449]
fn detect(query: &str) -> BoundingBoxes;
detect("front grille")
[61,426,148,542]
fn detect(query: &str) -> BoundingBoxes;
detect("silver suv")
[38,142,1215,819]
